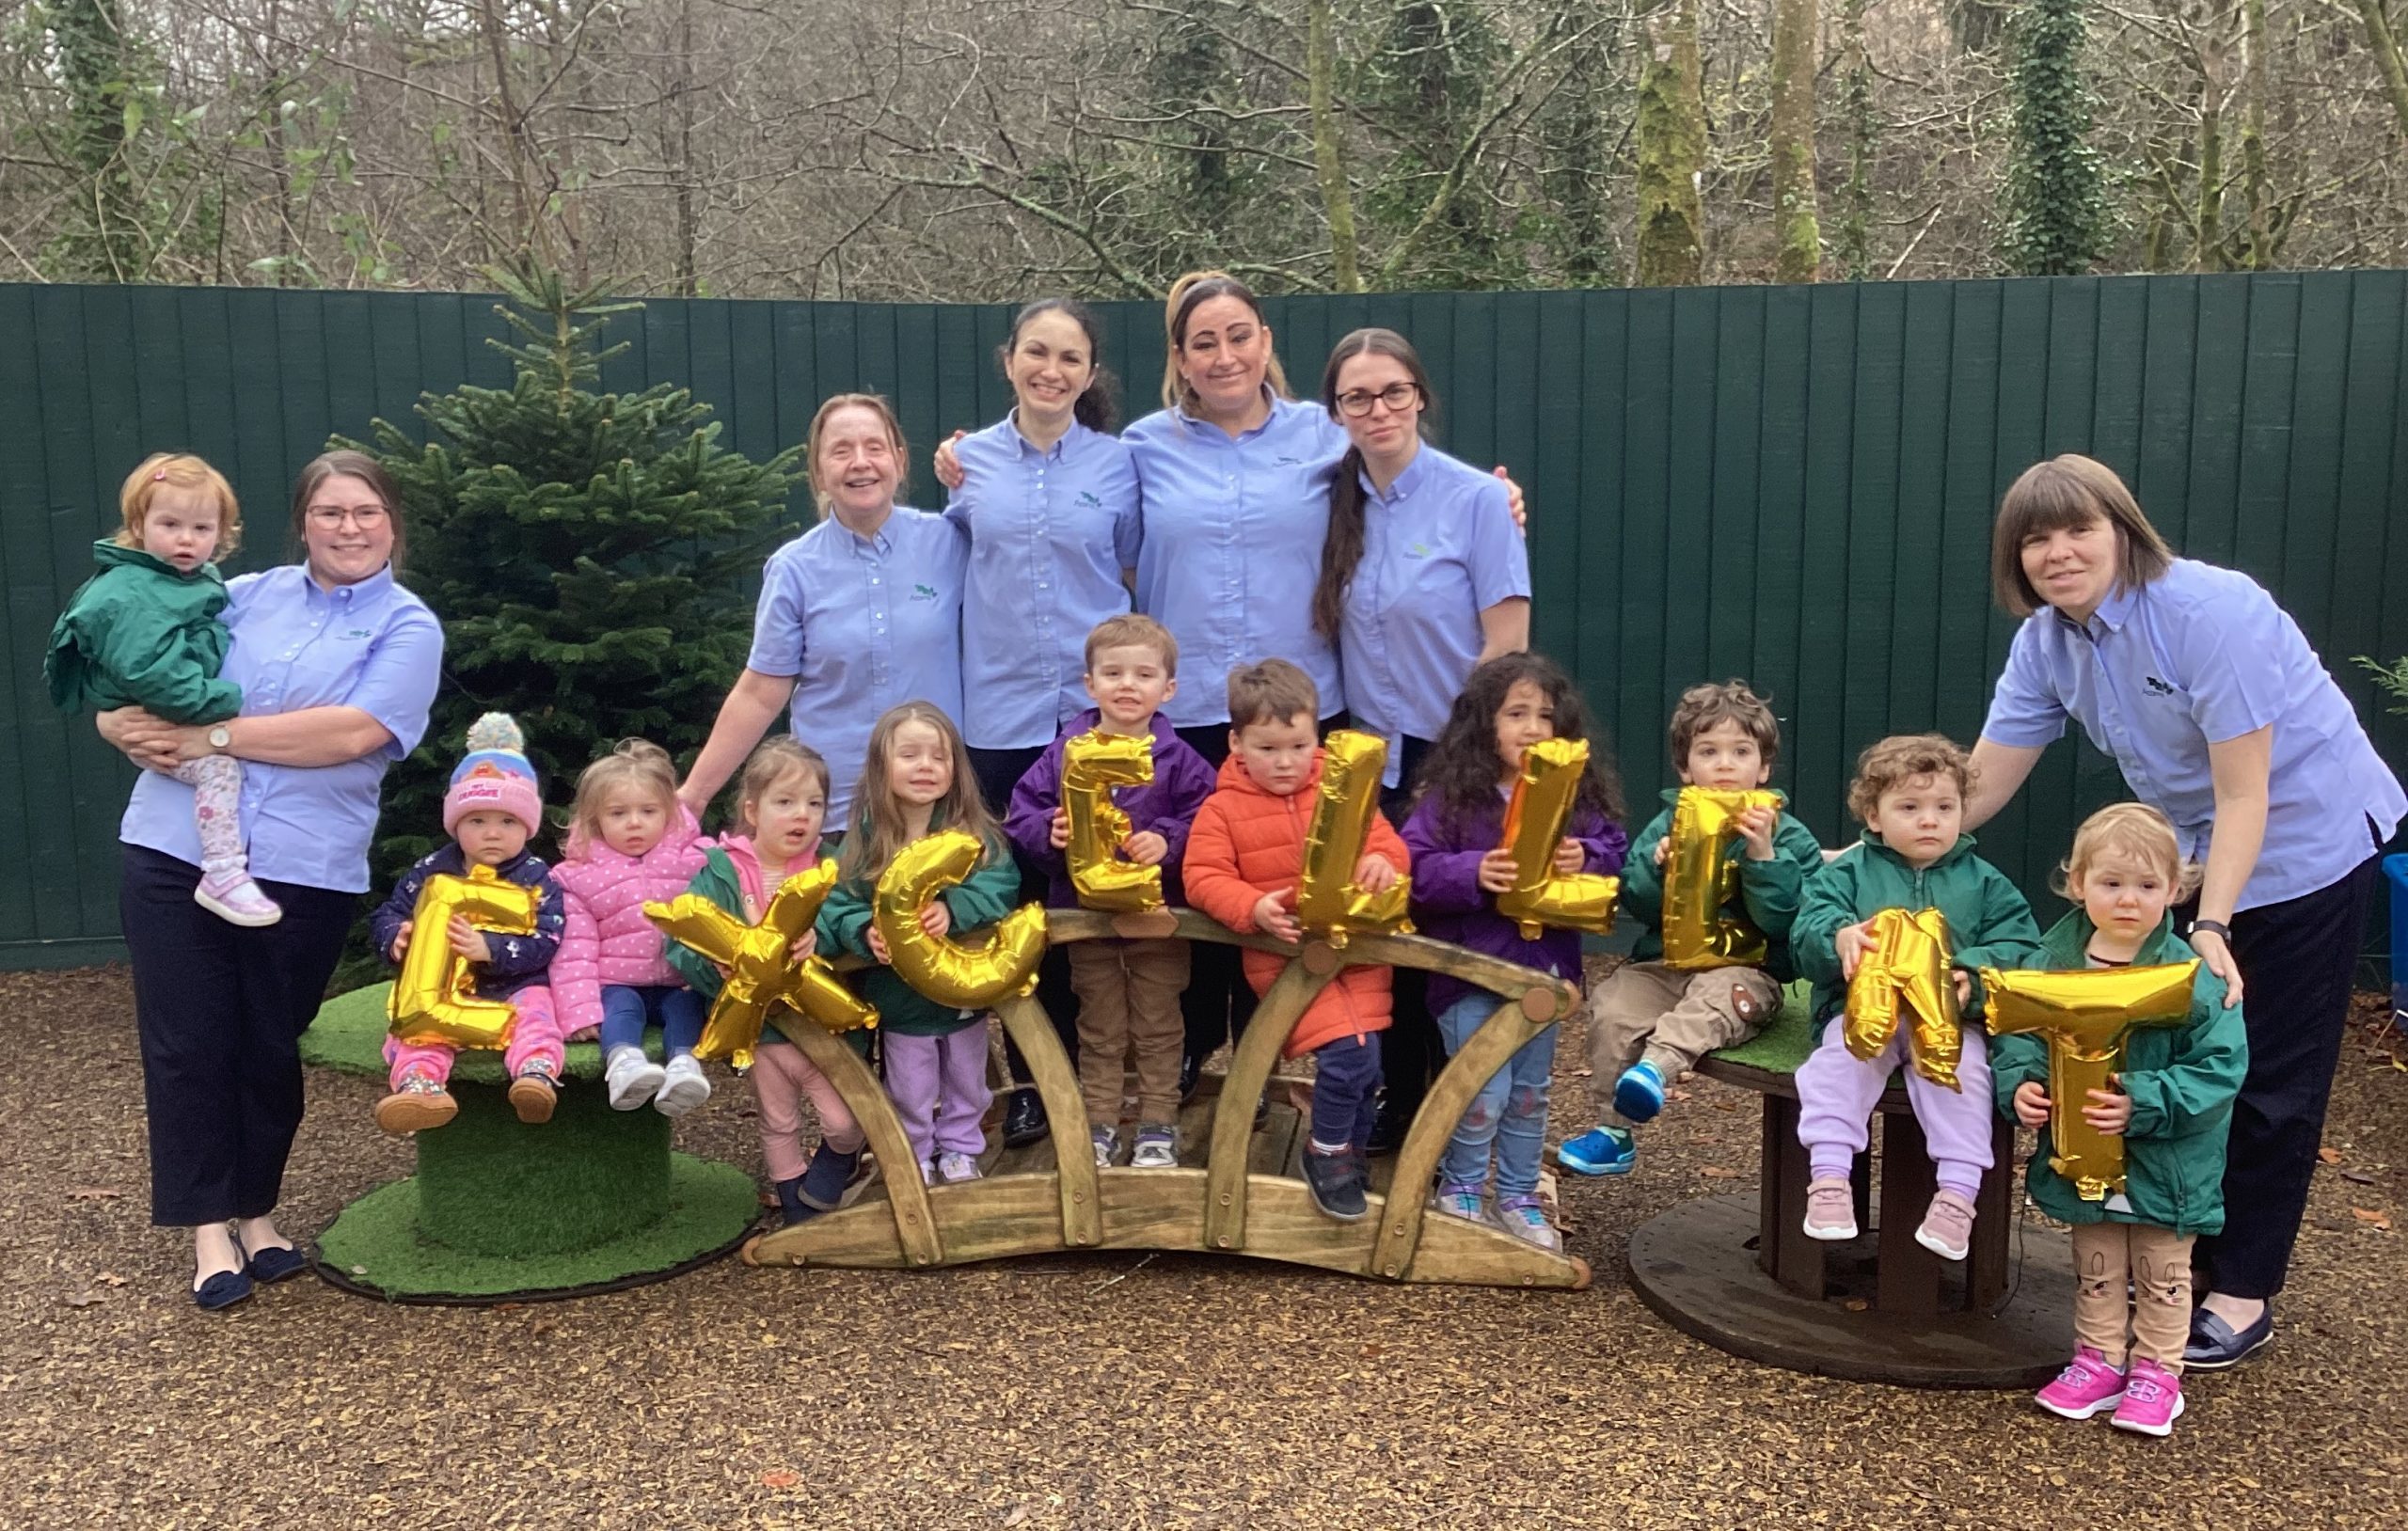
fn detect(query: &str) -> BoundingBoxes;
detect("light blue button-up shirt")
[1982,558,2404,909]
[1127,393,1349,727]
[948,414,1142,750]
[746,508,969,823]
[119,562,442,892]
[1339,444,1529,782]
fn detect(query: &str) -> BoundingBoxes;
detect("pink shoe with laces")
[1802,1176,1858,1240]
[2110,1357,2185,1437]
[2034,1346,2127,1419]
[1915,1189,1977,1261]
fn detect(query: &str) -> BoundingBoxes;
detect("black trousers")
[1375,739,1440,1126]
[121,844,357,1227]
[2187,852,2380,1301]
[967,743,1079,1083]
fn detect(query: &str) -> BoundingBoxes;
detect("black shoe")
[797,1142,863,1211]
[1179,1054,1201,1105]
[239,1241,309,1285]
[192,1267,252,1312]
[773,1176,816,1226]
[1366,1101,1411,1158]
[1348,1144,1373,1194]
[1002,1088,1050,1149]
[2183,1302,2274,1371]
[1302,1147,1368,1221]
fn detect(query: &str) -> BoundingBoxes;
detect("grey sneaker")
[937,1150,982,1184]
[1432,1182,1485,1222]
[1490,1194,1562,1253]
[1803,1176,1859,1241]
[1131,1124,1177,1169]
[1091,1127,1118,1169]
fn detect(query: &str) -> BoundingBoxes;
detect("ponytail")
[1313,447,1370,642]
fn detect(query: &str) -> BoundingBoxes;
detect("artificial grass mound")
[302,981,661,1083]
[301,983,758,1302]
[1703,979,1817,1073]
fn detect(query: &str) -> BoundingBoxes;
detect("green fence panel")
[4,274,2406,969]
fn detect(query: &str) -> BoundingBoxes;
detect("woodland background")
[6,0,2408,301]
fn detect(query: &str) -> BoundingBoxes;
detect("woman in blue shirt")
[1309,328,1531,1145]
[947,299,1139,1146]
[680,394,969,829]
[1967,453,2404,1370]
[97,450,442,1309]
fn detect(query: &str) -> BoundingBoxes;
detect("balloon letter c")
[387,862,543,1050]
[874,830,1050,1007]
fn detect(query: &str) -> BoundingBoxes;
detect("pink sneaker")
[1915,1189,1977,1261]
[2110,1357,2185,1437]
[196,872,283,928]
[1802,1176,1858,1240]
[2034,1346,2128,1419]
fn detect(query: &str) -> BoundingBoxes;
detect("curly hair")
[1410,653,1624,836]
[1845,734,1976,826]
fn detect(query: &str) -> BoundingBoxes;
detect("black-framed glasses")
[1334,383,1423,418]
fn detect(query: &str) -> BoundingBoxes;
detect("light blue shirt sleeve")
[746,541,811,678]
[1980,618,2072,748]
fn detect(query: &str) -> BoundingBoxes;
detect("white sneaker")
[604,1046,666,1112]
[936,1151,982,1184]
[652,1053,711,1117]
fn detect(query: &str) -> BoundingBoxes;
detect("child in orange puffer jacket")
[1182,659,1410,1224]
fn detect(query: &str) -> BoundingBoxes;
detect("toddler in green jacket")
[44,453,279,927]
[2001,803,2245,1440]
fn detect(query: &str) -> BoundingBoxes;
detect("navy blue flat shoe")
[2183,1304,2274,1370]
[241,1242,309,1285]
[193,1268,253,1312]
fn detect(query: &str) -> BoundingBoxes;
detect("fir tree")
[339,261,803,892]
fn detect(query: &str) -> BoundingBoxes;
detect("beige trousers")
[1584,960,1781,1127]
[2071,1221,2196,1372]
[1070,938,1191,1129]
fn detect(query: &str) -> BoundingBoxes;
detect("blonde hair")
[2055,802,2203,902]
[1669,679,1782,771]
[805,393,911,516]
[1162,271,1291,413]
[735,735,831,837]
[1990,454,2176,617]
[564,738,678,860]
[838,702,1004,885]
[1226,657,1319,730]
[1085,612,1179,672]
[119,452,241,559]
[1846,734,1977,826]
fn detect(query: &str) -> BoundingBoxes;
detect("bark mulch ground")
[4,963,2403,1529]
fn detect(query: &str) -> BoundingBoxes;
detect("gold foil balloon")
[1061,729,1164,913]
[388,862,543,1050]
[873,829,1050,1007]
[1660,786,1783,969]
[1843,907,1964,1090]
[1293,730,1413,949]
[1494,737,1620,939]
[645,860,877,1071]
[1981,961,2199,1202]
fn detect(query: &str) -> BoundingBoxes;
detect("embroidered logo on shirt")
[911,583,939,601]
[1077,491,1102,509]
[342,627,373,639]
[2144,676,2175,697]
[1275,455,1303,466]
[1405,542,1433,559]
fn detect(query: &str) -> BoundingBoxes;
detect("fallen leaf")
[1358,1343,1383,1359]
[64,1187,122,1202]
[1701,1166,1743,1179]
[63,1292,103,1308]
[1843,1299,1869,1312]
[1001,1508,1029,1528]
[94,1272,128,1287]
[2351,1207,2393,1231]
[2341,1170,2377,1186]
[1667,1088,1692,1103]
[761,1470,798,1489]
[2318,1146,2344,1165]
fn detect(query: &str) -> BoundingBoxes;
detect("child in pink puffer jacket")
[552,739,714,1116]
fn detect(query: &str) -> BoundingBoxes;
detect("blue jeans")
[1307,1032,1383,1152]
[598,985,706,1060]
[1434,993,1557,1198]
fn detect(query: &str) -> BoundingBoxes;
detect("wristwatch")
[207,724,232,752]
[2189,917,2232,943]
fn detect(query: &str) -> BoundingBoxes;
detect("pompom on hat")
[443,712,544,837]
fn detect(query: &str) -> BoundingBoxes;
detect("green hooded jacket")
[666,843,871,1057]
[44,540,242,723]
[1988,911,2245,1236]
[817,829,1025,1036]
[1790,830,2044,1026]
[1618,788,1828,982]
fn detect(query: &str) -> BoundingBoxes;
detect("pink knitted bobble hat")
[442,712,544,837]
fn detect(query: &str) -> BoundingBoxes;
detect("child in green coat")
[818,702,1023,1187]
[44,453,278,927]
[1999,803,2245,1440]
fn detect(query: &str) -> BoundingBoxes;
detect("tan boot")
[507,1069,558,1125]
[375,1079,457,1135]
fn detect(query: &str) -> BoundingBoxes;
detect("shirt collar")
[1173,384,1284,442]
[1008,413,1085,464]
[2054,579,2138,639]
[1359,446,1432,507]
[307,560,393,606]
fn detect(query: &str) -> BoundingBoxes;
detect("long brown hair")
[999,298,1117,434]
[1989,454,2175,617]
[290,449,405,567]
[1312,328,1434,641]
[1161,270,1291,413]
[838,702,1005,885]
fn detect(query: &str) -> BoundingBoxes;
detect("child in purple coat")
[1401,655,1625,1252]
[1006,616,1217,1168]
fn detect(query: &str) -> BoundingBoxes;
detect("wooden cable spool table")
[1624,987,2074,1387]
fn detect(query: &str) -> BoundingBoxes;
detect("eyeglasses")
[306,505,389,529]
[1334,383,1423,418]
